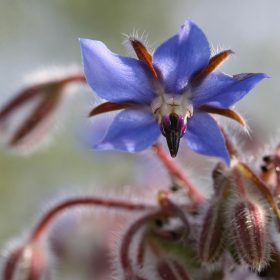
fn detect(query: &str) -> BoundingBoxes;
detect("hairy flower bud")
[229,198,270,271]
[198,201,225,263]
[0,68,85,152]
[197,162,233,263]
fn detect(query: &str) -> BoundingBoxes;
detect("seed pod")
[229,198,270,271]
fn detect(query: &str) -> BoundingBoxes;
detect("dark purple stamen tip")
[160,113,187,158]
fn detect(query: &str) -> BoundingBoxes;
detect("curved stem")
[158,191,190,235]
[2,245,24,280]
[26,244,45,280]
[60,73,86,85]
[157,260,179,280]
[31,196,154,242]
[120,212,162,280]
[2,197,154,280]
[152,144,205,205]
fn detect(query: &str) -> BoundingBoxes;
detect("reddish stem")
[2,197,154,280]
[3,245,24,280]
[31,196,154,242]
[157,260,178,280]
[60,73,86,85]
[172,261,191,280]
[26,245,45,280]
[120,212,161,280]
[158,191,190,235]
[137,235,147,268]
[152,144,205,205]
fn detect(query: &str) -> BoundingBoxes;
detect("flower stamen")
[151,94,193,157]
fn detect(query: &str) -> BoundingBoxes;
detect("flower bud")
[198,162,232,264]
[0,68,85,152]
[229,198,270,271]
[198,201,225,263]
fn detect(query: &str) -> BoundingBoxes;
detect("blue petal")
[191,72,268,108]
[153,20,210,94]
[95,109,160,152]
[184,112,230,164]
[80,38,156,105]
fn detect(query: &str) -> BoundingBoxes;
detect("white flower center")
[151,92,193,123]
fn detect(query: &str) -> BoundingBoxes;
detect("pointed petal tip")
[94,142,112,151]
[262,73,270,79]
[153,18,210,93]
[252,72,270,79]
[182,19,197,28]
[79,37,89,45]
[246,72,270,80]
[249,72,270,85]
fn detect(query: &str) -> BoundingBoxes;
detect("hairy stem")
[152,144,205,205]
[120,212,161,280]
[3,196,154,280]
[2,245,24,280]
[31,196,154,242]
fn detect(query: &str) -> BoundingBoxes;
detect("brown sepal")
[129,38,158,79]
[88,101,138,117]
[193,50,234,83]
[198,105,247,127]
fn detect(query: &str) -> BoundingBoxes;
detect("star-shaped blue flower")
[80,20,267,164]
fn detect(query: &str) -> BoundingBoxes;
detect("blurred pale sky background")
[0,0,279,246]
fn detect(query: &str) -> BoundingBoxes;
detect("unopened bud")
[0,68,85,152]
[198,201,225,263]
[229,198,270,270]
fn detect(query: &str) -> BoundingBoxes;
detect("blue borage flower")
[80,20,267,164]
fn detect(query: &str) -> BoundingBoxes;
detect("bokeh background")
[0,0,279,276]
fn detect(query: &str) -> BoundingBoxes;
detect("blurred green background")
[0,0,279,250]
